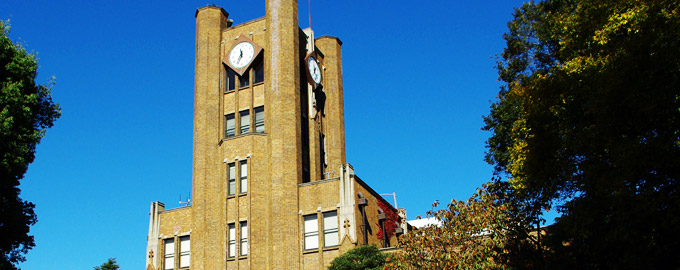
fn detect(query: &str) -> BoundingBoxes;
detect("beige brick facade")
[145,3,405,270]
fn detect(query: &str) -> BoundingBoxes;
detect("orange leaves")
[386,183,518,270]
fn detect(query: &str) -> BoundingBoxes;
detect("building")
[145,2,407,270]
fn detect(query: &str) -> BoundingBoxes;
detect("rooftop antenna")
[179,193,192,206]
[308,0,312,28]
[380,192,398,208]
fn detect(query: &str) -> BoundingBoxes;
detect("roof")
[407,217,442,228]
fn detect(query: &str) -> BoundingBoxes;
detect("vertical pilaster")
[146,202,164,269]
[262,0,303,269]
[316,37,346,170]
[193,6,229,270]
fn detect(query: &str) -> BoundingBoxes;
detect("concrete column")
[146,202,164,269]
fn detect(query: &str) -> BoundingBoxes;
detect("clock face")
[229,41,255,69]
[308,57,322,84]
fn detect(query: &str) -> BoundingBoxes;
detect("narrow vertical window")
[240,221,248,256]
[304,214,319,250]
[228,163,236,196]
[225,114,235,138]
[239,72,249,88]
[254,106,265,133]
[226,67,235,91]
[254,63,264,84]
[164,238,174,270]
[320,133,327,178]
[323,211,339,247]
[323,134,327,167]
[228,224,236,258]
[239,160,248,193]
[239,110,250,134]
[179,236,190,268]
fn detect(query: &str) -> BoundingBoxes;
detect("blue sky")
[1,0,531,269]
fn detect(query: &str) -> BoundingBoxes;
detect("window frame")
[228,223,236,258]
[178,236,190,269]
[226,66,236,92]
[303,214,319,250]
[240,221,249,257]
[254,106,265,133]
[227,163,236,196]
[323,211,339,248]
[163,238,175,270]
[225,113,236,138]
[239,110,250,134]
[239,72,250,88]
[239,160,248,194]
[254,62,264,84]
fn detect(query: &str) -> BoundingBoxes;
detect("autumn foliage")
[386,183,534,270]
[376,200,400,240]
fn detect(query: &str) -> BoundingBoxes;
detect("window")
[179,236,190,268]
[254,106,265,133]
[240,221,248,256]
[225,114,235,138]
[239,160,248,193]
[304,214,319,250]
[228,223,236,258]
[239,110,250,134]
[320,133,327,177]
[323,211,339,247]
[239,72,249,88]
[322,134,327,167]
[164,238,174,270]
[228,163,236,196]
[226,67,235,91]
[254,63,264,84]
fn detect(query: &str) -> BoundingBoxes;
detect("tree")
[328,245,391,270]
[94,258,120,270]
[484,0,680,268]
[0,20,60,270]
[387,182,541,270]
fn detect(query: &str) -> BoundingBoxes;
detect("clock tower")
[145,2,406,270]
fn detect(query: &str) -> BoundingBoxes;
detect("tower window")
[179,236,190,268]
[239,72,249,88]
[303,214,319,250]
[239,110,250,134]
[240,221,249,256]
[225,114,235,138]
[323,211,339,247]
[320,133,327,178]
[239,160,248,193]
[226,67,235,91]
[254,63,264,84]
[228,223,236,258]
[227,163,236,196]
[254,106,265,133]
[164,238,174,270]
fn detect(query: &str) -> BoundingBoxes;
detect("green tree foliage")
[387,183,541,270]
[94,258,120,270]
[484,0,680,268]
[328,245,390,270]
[0,21,60,270]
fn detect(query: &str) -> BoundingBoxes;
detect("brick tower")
[145,2,406,270]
